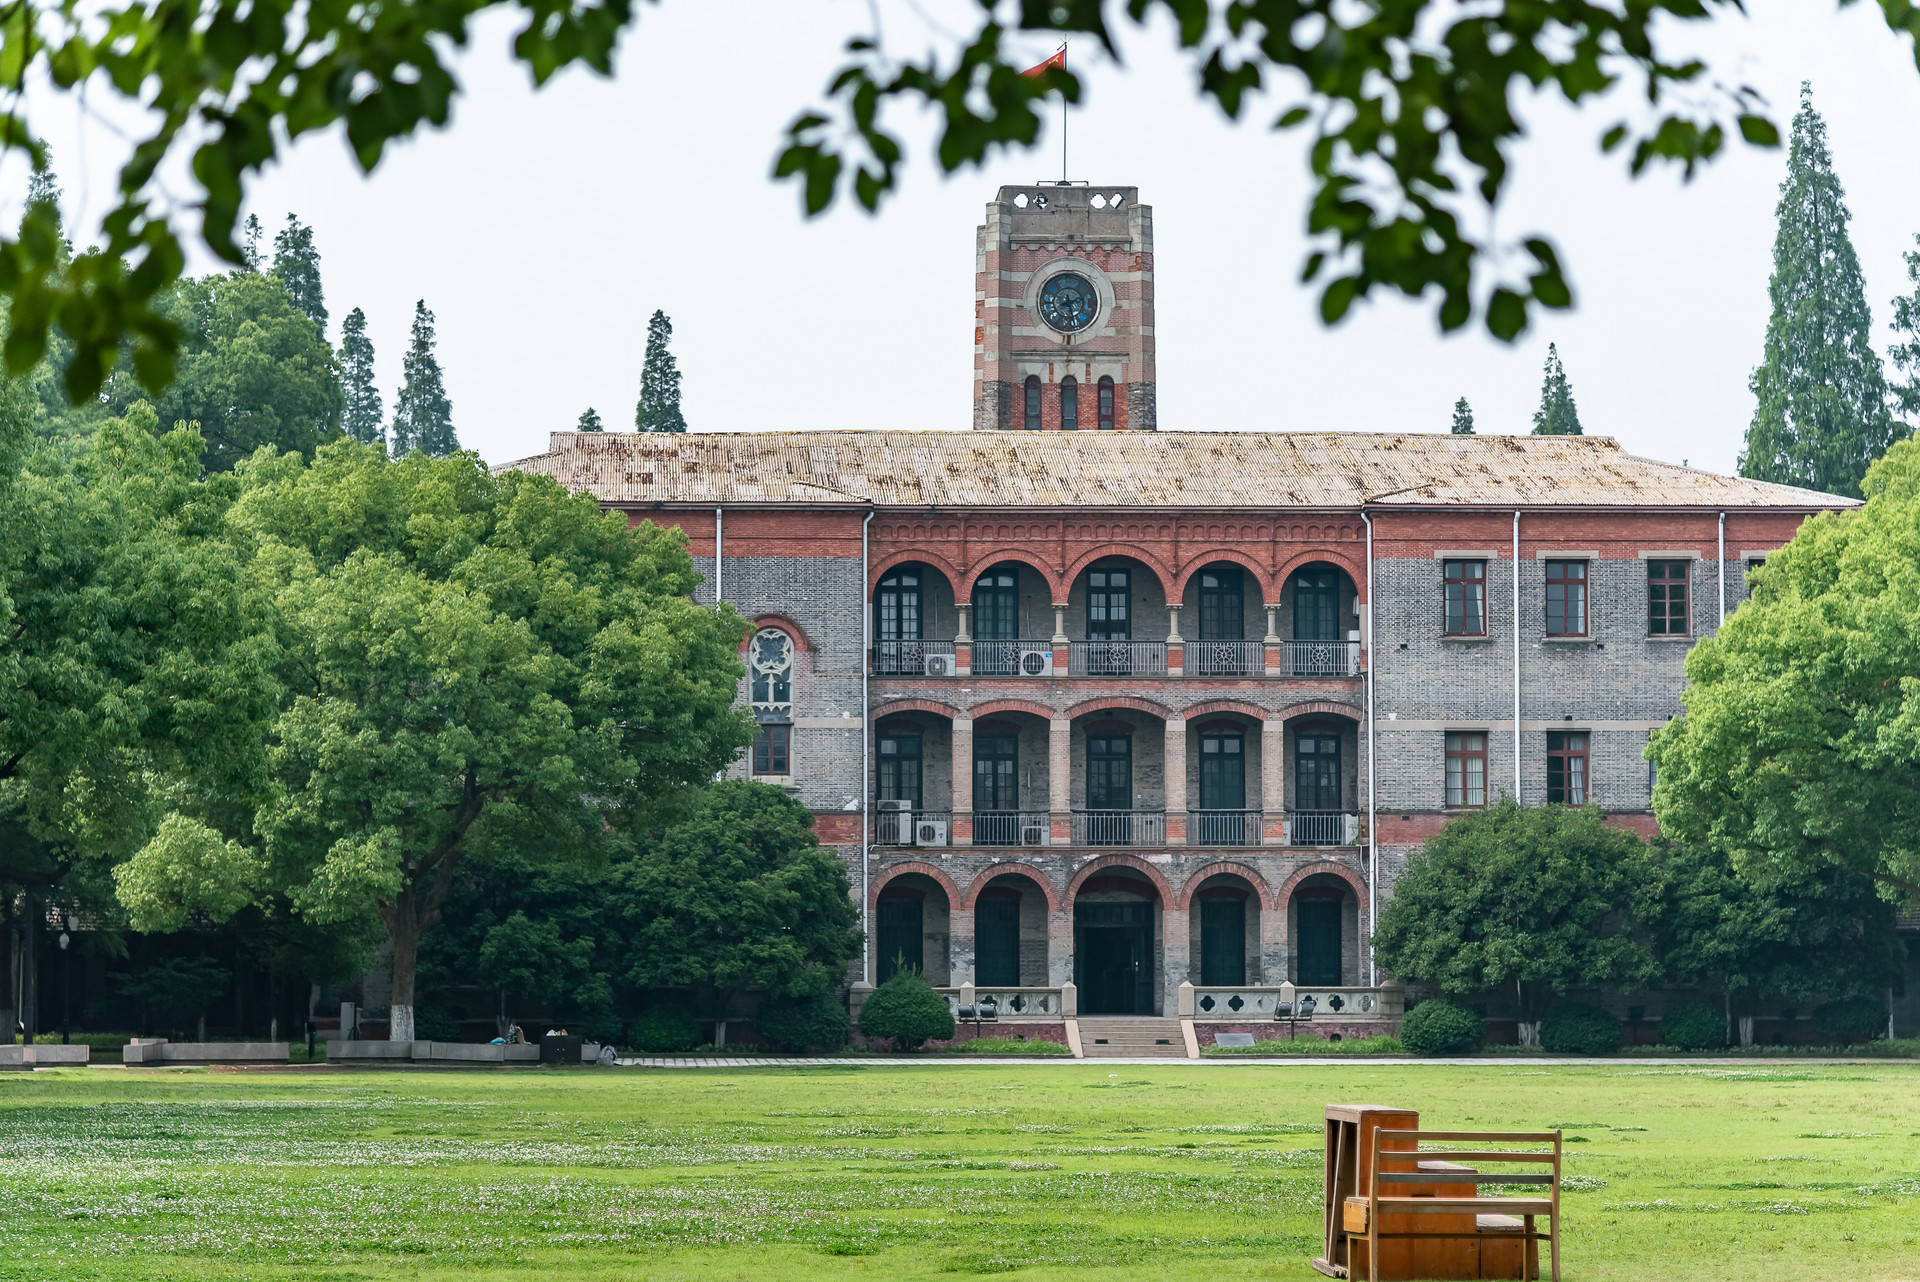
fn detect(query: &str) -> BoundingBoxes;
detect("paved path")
[613,1055,1906,1069]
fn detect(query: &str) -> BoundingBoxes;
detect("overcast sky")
[16,0,1920,473]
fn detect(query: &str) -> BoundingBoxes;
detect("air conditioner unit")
[876,799,913,813]
[1021,824,1047,846]
[915,820,949,847]
[923,653,954,677]
[1018,650,1056,677]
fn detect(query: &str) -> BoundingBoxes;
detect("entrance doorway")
[877,896,924,980]
[1296,896,1342,986]
[975,895,1020,987]
[1075,901,1154,1014]
[1199,896,1247,986]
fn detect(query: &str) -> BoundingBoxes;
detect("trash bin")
[539,1034,582,1064]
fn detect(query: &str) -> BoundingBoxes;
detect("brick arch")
[1274,700,1362,724]
[741,614,812,652]
[1064,694,1172,722]
[871,860,962,910]
[962,862,1063,912]
[1171,549,1280,603]
[871,697,960,722]
[1279,860,1369,910]
[868,549,962,595]
[1276,548,1368,598]
[1060,545,1178,602]
[1065,853,1176,905]
[963,697,1057,721]
[1177,861,1277,910]
[1177,699,1269,723]
[960,550,1066,599]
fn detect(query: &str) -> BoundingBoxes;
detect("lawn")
[2,1062,1916,1280]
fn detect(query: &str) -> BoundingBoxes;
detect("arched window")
[1098,376,1115,429]
[1023,375,1042,430]
[749,627,796,777]
[1060,376,1079,431]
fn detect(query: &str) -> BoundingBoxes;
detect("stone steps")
[1077,1018,1189,1058]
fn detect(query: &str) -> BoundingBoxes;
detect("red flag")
[1022,48,1065,77]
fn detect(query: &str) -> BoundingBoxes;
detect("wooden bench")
[1348,1128,1561,1281]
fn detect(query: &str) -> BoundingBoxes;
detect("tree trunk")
[378,839,466,1045]
[1,895,15,1045]
[1738,1015,1754,1047]
[387,913,418,1043]
[19,890,34,1043]
[1514,977,1540,1047]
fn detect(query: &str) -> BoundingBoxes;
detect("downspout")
[1513,509,1522,801]
[1717,511,1726,629]
[861,509,875,984]
[1362,510,1377,987]
[714,508,723,606]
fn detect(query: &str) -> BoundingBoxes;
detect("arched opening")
[972,873,1050,986]
[968,711,1050,847]
[874,712,954,845]
[1073,866,1161,1014]
[872,562,959,675]
[1068,555,1171,676]
[1182,560,1266,676]
[968,561,1051,676]
[875,872,952,984]
[1060,375,1079,430]
[1071,706,1167,846]
[1023,375,1042,430]
[1284,712,1360,846]
[1188,873,1262,987]
[1289,872,1358,986]
[1280,561,1361,676]
[1189,715,1263,846]
[1097,376,1115,430]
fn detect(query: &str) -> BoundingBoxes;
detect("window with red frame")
[1648,560,1688,635]
[1444,560,1486,635]
[1546,731,1588,804]
[1445,731,1487,808]
[1545,560,1588,636]
[753,724,790,776]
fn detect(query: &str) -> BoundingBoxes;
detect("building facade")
[505,184,1857,1035]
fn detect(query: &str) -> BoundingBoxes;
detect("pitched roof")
[499,430,1853,510]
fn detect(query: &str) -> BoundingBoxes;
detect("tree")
[339,308,384,448]
[270,216,327,337]
[160,442,754,1042]
[476,911,612,1039]
[635,311,686,433]
[1371,800,1655,1045]
[1739,86,1905,500]
[241,215,265,272]
[1649,438,1920,903]
[390,301,457,457]
[1531,344,1583,435]
[857,969,954,1051]
[577,407,604,432]
[1889,235,1920,432]
[1451,397,1475,435]
[617,781,861,1047]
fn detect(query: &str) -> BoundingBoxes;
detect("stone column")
[1262,717,1286,845]
[1160,899,1189,1017]
[1165,603,1184,677]
[1261,898,1287,984]
[1164,714,1187,846]
[1050,897,1074,986]
[955,603,973,677]
[948,898,975,987]
[1264,605,1283,677]
[1052,603,1070,674]
[952,714,974,846]
[1048,715,1072,845]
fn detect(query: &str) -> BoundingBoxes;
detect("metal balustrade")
[873,808,953,846]
[1184,640,1263,676]
[1285,810,1359,847]
[1067,640,1168,677]
[970,639,1058,677]
[872,640,957,676]
[971,811,1053,847]
[1070,809,1167,847]
[1187,809,1260,846]
[1281,639,1362,677]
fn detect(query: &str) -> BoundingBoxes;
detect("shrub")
[1658,1001,1725,1051]
[1398,999,1485,1056]
[1204,1034,1405,1056]
[1540,1002,1622,1055]
[412,1005,462,1042]
[947,1036,1071,1055]
[756,992,850,1052]
[628,1004,701,1053]
[1813,996,1886,1044]
[857,969,955,1050]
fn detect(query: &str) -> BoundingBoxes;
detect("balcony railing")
[1282,639,1362,677]
[937,987,1068,1018]
[1185,640,1263,676]
[1071,809,1167,846]
[970,640,1057,677]
[873,640,957,677]
[1187,809,1261,846]
[873,807,952,846]
[1188,985,1403,1020]
[1068,640,1168,677]
[971,810,1053,847]
[1285,810,1359,847]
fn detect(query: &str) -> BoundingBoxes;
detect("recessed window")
[753,725,790,776]
[1445,732,1486,808]
[1060,375,1079,430]
[1444,560,1486,636]
[1097,376,1115,429]
[878,733,922,804]
[1647,560,1688,636]
[1023,375,1042,430]
[1545,561,1588,637]
[748,628,794,717]
[1546,731,1589,805]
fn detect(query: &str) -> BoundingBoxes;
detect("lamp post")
[57,918,71,1046]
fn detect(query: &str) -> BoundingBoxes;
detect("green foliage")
[1659,1000,1726,1051]
[1204,1034,1405,1056]
[636,311,686,433]
[1398,998,1485,1056]
[1539,1002,1621,1055]
[1650,439,1920,902]
[619,782,860,1032]
[1740,86,1906,499]
[948,1035,1071,1055]
[110,955,230,1028]
[628,1004,701,1052]
[755,991,850,1052]
[577,407,604,432]
[1812,997,1887,1044]
[412,1005,462,1042]
[1531,344,1583,435]
[339,308,383,448]
[1451,397,1475,435]
[1890,234,1920,431]
[389,301,456,457]
[857,969,954,1051]
[1371,799,1655,1027]
[115,814,266,933]
[269,216,327,338]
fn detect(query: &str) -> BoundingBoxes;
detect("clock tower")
[973,185,1156,431]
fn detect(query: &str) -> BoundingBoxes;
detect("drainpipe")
[861,509,875,984]
[713,508,724,606]
[1717,511,1726,629]
[1361,510,1376,987]
[1512,509,1522,802]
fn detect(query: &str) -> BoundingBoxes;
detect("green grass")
[3,1062,1917,1280]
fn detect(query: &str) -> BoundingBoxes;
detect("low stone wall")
[1194,1020,1399,1047]
[331,1040,546,1065]
[122,1041,289,1065]
[0,1044,92,1068]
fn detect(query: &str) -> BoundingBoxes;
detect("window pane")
[1060,376,1078,431]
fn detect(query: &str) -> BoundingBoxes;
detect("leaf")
[1738,113,1781,147]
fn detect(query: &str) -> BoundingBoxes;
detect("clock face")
[1038,272,1098,333]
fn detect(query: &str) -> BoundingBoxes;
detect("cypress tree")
[340,307,384,447]
[1740,85,1902,498]
[241,214,265,272]
[635,309,687,432]
[1530,344,1582,435]
[390,300,458,457]
[1888,234,1920,431]
[25,153,60,219]
[577,407,604,431]
[271,215,328,337]
[1451,397,1476,434]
